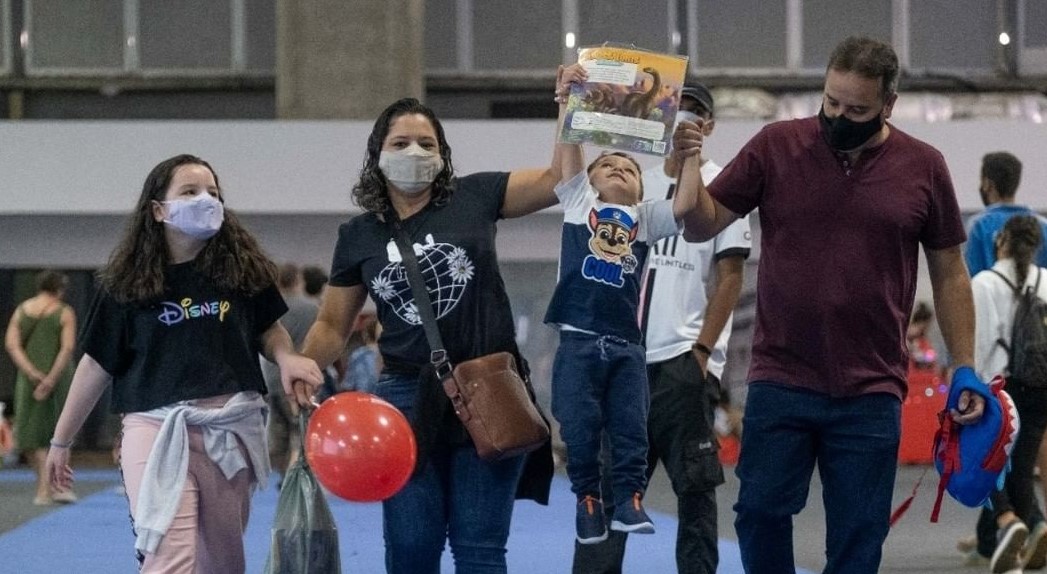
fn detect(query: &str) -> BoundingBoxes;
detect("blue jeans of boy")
[374,373,527,574]
[551,331,650,507]
[734,382,900,574]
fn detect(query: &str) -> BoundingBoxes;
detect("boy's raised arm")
[554,64,588,183]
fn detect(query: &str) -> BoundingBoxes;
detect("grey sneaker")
[1024,521,1047,570]
[992,519,1029,574]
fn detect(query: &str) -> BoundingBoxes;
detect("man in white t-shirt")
[573,83,752,574]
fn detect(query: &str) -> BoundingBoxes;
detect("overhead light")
[998,32,1011,46]
[565,33,576,49]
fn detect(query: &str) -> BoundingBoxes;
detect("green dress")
[13,305,73,450]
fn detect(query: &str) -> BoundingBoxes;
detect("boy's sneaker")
[1024,521,1047,570]
[992,519,1028,574]
[576,495,608,544]
[610,492,655,534]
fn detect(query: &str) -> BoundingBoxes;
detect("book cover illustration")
[560,45,689,157]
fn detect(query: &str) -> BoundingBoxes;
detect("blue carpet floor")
[0,468,813,573]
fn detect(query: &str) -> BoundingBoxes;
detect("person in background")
[958,151,1047,569]
[301,264,345,402]
[907,301,938,370]
[679,36,985,573]
[262,262,318,480]
[44,154,323,573]
[965,152,1047,276]
[573,82,750,574]
[970,215,1047,573]
[4,270,78,505]
[342,312,381,394]
[300,96,555,573]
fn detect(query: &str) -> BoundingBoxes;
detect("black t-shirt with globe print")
[330,172,520,375]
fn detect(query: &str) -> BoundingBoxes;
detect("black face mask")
[818,106,883,151]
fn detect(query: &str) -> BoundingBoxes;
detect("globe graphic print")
[371,240,475,325]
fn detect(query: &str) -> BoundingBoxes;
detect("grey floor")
[643,462,989,574]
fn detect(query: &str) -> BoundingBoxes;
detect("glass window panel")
[911,0,995,70]
[693,0,786,68]
[425,0,456,69]
[802,0,892,68]
[139,0,231,69]
[245,0,275,71]
[0,0,8,73]
[27,0,124,70]
[578,0,670,54]
[1025,0,1047,47]
[474,0,560,70]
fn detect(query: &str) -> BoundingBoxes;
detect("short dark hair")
[36,270,68,294]
[301,265,328,297]
[585,151,645,199]
[981,152,1023,198]
[827,36,899,100]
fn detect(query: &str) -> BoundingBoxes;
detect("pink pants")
[121,410,253,574]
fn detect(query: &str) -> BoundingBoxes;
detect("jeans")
[975,383,1047,557]
[572,354,723,574]
[551,331,650,507]
[734,383,900,574]
[374,374,527,574]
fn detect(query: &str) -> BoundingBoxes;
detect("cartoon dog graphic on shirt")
[583,206,639,288]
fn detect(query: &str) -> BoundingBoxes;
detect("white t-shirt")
[972,259,1047,382]
[639,160,752,377]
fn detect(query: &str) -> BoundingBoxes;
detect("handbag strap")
[387,214,454,380]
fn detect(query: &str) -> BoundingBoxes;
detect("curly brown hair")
[352,98,456,214]
[99,154,277,303]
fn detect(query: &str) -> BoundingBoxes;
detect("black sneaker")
[576,495,608,544]
[609,492,655,534]
[991,519,1028,574]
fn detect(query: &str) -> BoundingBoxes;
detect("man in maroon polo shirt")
[677,36,987,573]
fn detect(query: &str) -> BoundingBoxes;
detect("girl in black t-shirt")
[44,154,324,573]
[301,97,557,573]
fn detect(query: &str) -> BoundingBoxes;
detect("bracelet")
[50,438,72,449]
[692,342,713,356]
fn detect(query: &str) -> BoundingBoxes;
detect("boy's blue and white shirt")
[544,170,680,343]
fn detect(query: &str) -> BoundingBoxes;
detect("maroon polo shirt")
[708,116,965,399]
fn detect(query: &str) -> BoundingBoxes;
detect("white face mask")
[378,142,444,195]
[163,193,224,240]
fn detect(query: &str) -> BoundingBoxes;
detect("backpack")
[888,369,1019,526]
[930,373,1019,521]
[990,268,1047,387]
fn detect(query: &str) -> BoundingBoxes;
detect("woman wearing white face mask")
[302,97,560,573]
[45,154,324,573]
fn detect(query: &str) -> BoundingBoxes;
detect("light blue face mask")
[163,193,224,240]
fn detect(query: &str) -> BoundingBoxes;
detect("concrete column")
[276,0,425,119]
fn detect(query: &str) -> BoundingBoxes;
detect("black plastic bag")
[264,411,341,574]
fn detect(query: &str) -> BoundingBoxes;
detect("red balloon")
[305,391,417,502]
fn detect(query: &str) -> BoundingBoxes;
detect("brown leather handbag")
[444,352,550,461]
[390,218,550,462]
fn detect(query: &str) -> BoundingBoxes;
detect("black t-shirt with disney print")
[80,262,287,413]
[329,172,519,374]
